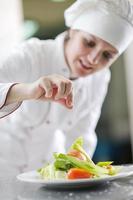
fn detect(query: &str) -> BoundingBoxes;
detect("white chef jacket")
[0,32,110,175]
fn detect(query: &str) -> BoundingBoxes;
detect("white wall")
[0,0,23,61]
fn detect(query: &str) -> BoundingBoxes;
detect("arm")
[5,83,33,105]
[0,39,73,118]
[0,39,38,117]
[5,75,73,108]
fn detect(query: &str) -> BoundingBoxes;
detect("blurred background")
[0,0,133,164]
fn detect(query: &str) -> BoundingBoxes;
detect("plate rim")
[17,164,133,185]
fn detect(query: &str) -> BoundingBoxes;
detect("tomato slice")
[67,168,93,179]
[67,150,86,161]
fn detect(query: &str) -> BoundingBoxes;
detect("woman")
[0,0,133,174]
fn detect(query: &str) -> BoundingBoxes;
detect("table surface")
[1,166,133,200]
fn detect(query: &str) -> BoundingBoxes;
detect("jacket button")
[46,120,50,124]
[68,121,72,126]
[79,89,82,93]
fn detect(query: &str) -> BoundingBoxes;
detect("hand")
[28,74,73,109]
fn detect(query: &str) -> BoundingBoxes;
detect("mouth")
[79,59,93,71]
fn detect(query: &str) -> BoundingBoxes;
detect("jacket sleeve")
[0,83,23,118]
[60,69,111,158]
[0,38,42,118]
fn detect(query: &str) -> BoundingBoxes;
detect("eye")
[83,39,96,48]
[103,51,113,60]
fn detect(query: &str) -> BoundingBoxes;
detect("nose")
[87,50,101,65]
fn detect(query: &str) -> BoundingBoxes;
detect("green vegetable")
[38,164,55,180]
[54,158,74,171]
[70,137,95,165]
[54,153,109,177]
[38,163,66,180]
[38,136,120,179]
[97,161,113,167]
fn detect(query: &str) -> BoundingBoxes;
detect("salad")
[38,137,120,180]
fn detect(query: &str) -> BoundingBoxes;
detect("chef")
[0,0,133,175]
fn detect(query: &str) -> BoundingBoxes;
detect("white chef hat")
[64,0,133,54]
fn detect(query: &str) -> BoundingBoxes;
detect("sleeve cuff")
[0,83,22,118]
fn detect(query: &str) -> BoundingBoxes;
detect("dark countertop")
[1,167,133,200]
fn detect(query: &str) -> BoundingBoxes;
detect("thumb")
[55,98,73,109]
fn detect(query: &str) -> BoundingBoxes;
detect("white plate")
[17,164,133,189]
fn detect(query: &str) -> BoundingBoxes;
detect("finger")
[41,79,53,98]
[55,98,73,109]
[55,99,71,109]
[55,81,66,100]
[52,87,58,98]
[66,92,73,108]
[64,81,73,97]
[39,87,57,101]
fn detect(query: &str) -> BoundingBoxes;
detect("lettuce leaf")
[38,136,120,179]
[97,161,113,167]
[54,153,109,177]
[70,137,95,165]
[38,163,66,180]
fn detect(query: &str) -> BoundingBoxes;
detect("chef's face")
[64,30,118,78]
